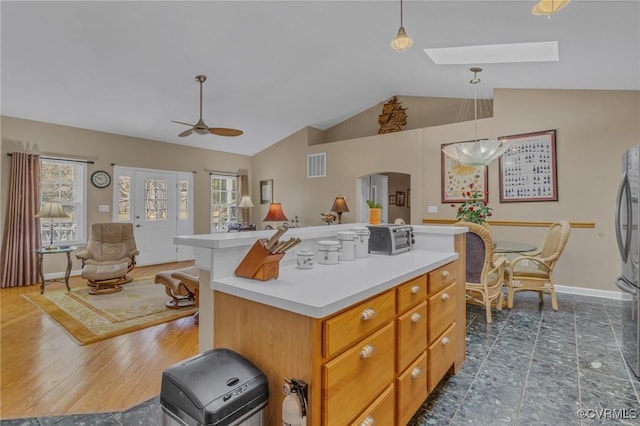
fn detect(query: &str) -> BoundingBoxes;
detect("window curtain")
[1,153,41,287]
[237,172,250,225]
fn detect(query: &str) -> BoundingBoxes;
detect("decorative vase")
[369,208,381,225]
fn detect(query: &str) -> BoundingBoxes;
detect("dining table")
[493,240,537,254]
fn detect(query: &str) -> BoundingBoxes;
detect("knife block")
[234,239,285,281]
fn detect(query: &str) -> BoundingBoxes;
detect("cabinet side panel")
[453,233,466,371]
[214,291,319,425]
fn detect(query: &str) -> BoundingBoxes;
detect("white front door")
[133,171,177,265]
[113,167,193,265]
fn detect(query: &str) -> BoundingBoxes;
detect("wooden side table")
[34,247,74,294]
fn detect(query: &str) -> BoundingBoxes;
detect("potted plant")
[366,200,383,225]
[451,182,493,225]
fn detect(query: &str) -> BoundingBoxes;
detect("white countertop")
[174,223,466,249]
[212,249,458,318]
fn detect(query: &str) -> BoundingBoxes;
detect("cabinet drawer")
[349,384,395,426]
[397,300,427,373]
[397,274,427,313]
[323,290,395,358]
[322,322,395,426]
[428,322,456,392]
[428,262,456,294]
[397,351,428,426]
[427,282,456,343]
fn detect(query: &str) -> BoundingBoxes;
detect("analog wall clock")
[91,170,111,188]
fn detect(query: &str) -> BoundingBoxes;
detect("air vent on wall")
[307,153,326,178]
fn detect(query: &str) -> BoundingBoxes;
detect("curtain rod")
[206,169,238,176]
[7,152,95,164]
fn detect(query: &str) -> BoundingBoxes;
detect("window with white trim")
[210,174,238,232]
[40,159,86,245]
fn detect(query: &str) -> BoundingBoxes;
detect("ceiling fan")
[172,75,243,138]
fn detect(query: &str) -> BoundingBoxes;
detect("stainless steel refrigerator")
[615,145,640,377]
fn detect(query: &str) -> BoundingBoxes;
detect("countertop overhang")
[213,249,458,318]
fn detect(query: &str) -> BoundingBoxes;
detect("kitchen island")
[174,224,467,425]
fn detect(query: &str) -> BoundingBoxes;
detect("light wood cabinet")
[396,351,428,426]
[214,258,464,425]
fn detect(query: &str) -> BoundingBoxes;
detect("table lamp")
[330,195,350,224]
[35,201,71,250]
[238,195,254,226]
[263,202,288,228]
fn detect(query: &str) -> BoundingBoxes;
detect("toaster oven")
[367,224,414,255]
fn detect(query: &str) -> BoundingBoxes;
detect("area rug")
[23,277,197,345]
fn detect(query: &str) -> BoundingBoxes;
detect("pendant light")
[532,0,570,17]
[391,0,412,53]
[441,68,511,166]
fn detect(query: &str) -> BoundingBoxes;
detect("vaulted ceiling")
[2,1,639,156]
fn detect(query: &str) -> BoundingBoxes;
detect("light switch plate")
[427,205,438,213]
[98,204,110,213]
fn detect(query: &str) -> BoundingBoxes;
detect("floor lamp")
[35,201,70,250]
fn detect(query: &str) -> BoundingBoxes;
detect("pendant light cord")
[400,0,404,27]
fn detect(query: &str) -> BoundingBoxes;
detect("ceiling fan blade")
[172,120,194,127]
[178,129,193,137]
[209,127,244,137]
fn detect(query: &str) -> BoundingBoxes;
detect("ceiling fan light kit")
[172,74,243,138]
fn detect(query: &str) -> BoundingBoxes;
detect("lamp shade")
[391,27,413,52]
[35,201,70,219]
[442,139,512,167]
[330,196,350,213]
[238,195,254,208]
[532,0,570,16]
[263,202,288,222]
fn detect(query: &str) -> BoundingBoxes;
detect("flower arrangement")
[451,182,493,224]
[321,212,337,225]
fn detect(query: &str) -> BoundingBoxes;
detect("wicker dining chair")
[505,220,571,311]
[455,221,507,323]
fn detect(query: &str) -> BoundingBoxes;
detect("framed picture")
[498,130,557,202]
[441,141,488,203]
[396,191,406,207]
[407,188,411,208]
[389,194,396,205]
[260,179,273,204]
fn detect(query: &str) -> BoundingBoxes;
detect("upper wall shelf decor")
[498,130,558,202]
[378,96,408,134]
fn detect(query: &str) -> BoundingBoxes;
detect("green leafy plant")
[451,182,493,224]
[366,199,382,209]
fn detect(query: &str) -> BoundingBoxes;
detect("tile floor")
[2,292,639,426]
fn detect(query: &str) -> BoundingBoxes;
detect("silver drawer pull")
[441,270,450,278]
[441,336,450,346]
[410,312,421,323]
[441,292,450,301]
[360,344,375,359]
[360,308,377,321]
[360,415,375,426]
[411,367,422,379]
[410,285,421,294]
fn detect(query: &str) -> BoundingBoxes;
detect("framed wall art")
[396,191,406,207]
[260,179,273,204]
[389,194,396,205]
[498,130,557,202]
[441,142,488,203]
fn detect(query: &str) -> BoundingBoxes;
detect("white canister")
[296,249,315,269]
[317,240,340,265]
[351,226,370,258]
[337,231,356,261]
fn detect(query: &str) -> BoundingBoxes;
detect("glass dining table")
[493,240,537,254]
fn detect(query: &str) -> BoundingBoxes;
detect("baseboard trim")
[555,284,624,300]
[44,269,83,280]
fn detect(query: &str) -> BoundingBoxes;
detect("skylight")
[424,41,559,64]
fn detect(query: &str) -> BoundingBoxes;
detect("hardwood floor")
[0,261,199,420]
